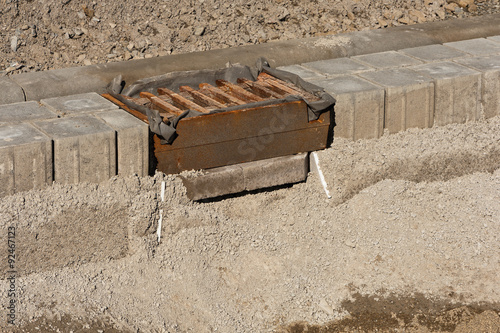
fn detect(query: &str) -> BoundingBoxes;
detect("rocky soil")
[0,116,499,332]
[1,0,500,74]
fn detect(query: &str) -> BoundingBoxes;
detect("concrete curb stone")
[0,123,52,197]
[33,115,116,185]
[310,75,385,140]
[94,110,149,177]
[0,101,58,126]
[0,76,25,105]
[359,68,435,133]
[411,62,481,126]
[455,54,500,119]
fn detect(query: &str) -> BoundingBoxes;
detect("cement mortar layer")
[0,116,498,332]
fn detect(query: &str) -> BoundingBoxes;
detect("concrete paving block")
[313,76,384,140]
[412,62,481,126]
[455,54,500,119]
[0,76,25,105]
[399,44,467,62]
[0,101,57,125]
[94,110,149,177]
[0,123,52,197]
[277,65,326,80]
[33,115,116,184]
[242,152,308,192]
[41,92,118,116]
[360,68,434,133]
[444,38,500,56]
[180,164,244,200]
[180,153,308,200]
[352,51,423,69]
[301,58,373,77]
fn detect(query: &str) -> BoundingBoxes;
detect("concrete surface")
[360,68,434,133]
[0,76,25,105]
[180,153,308,200]
[301,58,373,77]
[0,123,52,197]
[444,38,500,56]
[399,44,467,62]
[7,14,500,103]
[276,65,326,80]
[455,54,500,119]
[311,75,384,140]
[352,51,423,69]
[94,110,149,177]
[0,101,57,125]
[33,115,116,185]
[41,92,118,116]
[412,62,481,126]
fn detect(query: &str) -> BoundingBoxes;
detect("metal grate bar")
[215,79,265,102]
[158,87,210,113]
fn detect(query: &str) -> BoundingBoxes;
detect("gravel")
[1,0,500,74]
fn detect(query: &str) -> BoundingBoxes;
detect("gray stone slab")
[313,76,384,140]
[487,35,500,43]
[444,38,500,56]
[0,123,52,197]
[10,66,110,102]
[180,164,244,200]
[242,152,308,192]
[352,51,423,69]
[455,54,500,119]
[277,65,325,80]
[41,92,118,116]
[399,44,467,62]
[360,68,434,134]
[33,115,116,184]
[412,62,481,126]
[94,110,149,177]
[0,101,57,125]
[301,58,373,77]
[180,153,308,200]
[0,76,25,105]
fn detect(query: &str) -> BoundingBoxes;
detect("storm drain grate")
[103,71,331,174]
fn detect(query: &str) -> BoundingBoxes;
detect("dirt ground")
[0,116,499,332]
[1,0,500,74]
[1,0,500,332]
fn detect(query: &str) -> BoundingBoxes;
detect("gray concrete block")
[301,58,373,77]
[313,76,384,140]
[0,123,52,197]
[180,164,244,200]
[180,153,308,200]
[242,152,308,192]
[444,38,500,56]
[33,115,116,184]
[41,92,118,116]
[94,110,149,177]
[0,101,57,125]
[455,54,500,119]
[360,68,434,133]
[399,44,467,62]
[0,76,25,105]
[10,66,110,101]
[277,65,326,80]
[352,51,423,69]
[412,62,481,126]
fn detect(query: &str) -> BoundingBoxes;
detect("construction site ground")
[1,0,500,332]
